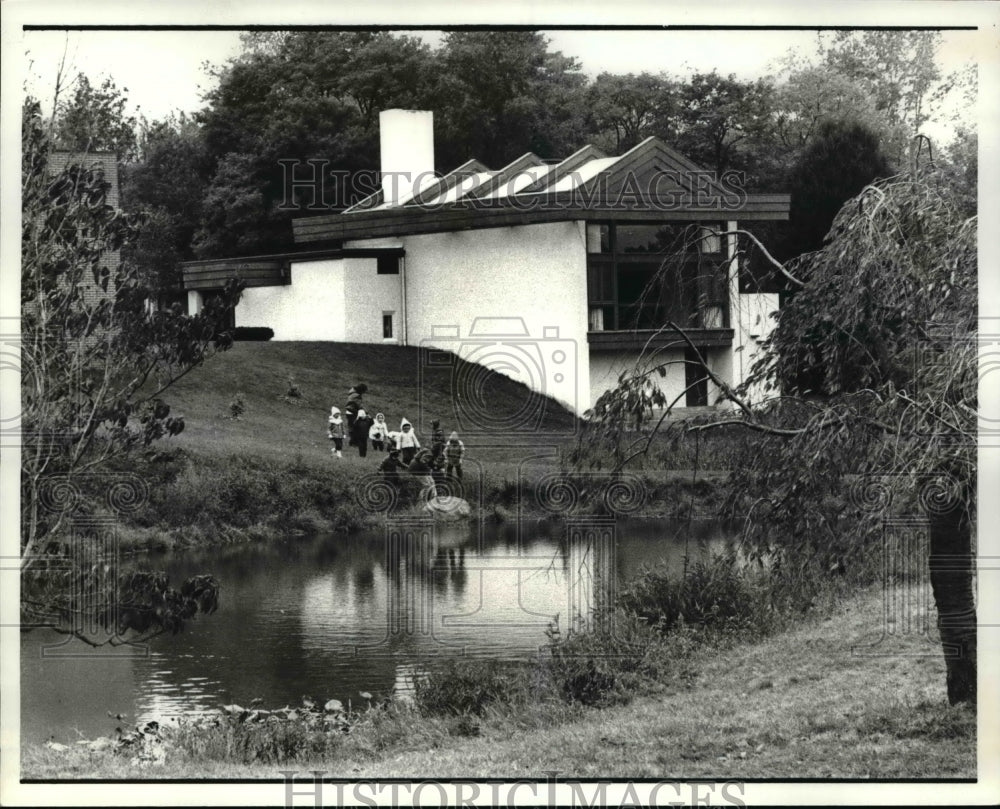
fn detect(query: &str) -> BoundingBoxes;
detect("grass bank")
[81,341,730,551]
[22,583,974,779]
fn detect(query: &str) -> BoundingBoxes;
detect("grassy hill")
[113,341,721,547]
[162,341,579,466]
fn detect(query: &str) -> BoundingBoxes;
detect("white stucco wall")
[236,260,346,340]
[349,221,590,414]
[342,258,404,344]
[735,292,780,404]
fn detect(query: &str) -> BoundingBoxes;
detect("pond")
[21,518,730,745]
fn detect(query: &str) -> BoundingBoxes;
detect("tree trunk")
[927,494,976,705]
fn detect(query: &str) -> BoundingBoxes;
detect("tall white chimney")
[379,109,435,206]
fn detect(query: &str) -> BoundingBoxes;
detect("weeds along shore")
[76,446,729,554]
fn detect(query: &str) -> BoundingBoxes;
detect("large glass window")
[586,222,728,331]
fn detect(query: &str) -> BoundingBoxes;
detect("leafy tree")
[674,71,775,183]
[21,98,241,645]
[939,127,976,218]
[52,73,140,162]
[783,119,892,260]
[193,32,437,256]
[580,164,976,705]
[586,72,675,153]
[819,31,941,132]
[121,115,211,298]
[770,66,896,160]
[434,32,587,166]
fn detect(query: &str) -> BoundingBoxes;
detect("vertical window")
[382,312,394,339]
[699,224,722,255]
[586,223,610,253]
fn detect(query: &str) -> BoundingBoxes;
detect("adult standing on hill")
[344,383,367,441]
[352,409,374,458]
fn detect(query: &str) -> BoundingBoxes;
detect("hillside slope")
[160,342,578,465]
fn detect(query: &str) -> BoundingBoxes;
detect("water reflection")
[21,519,728,744]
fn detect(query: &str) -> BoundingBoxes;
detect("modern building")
[183,110,789,414]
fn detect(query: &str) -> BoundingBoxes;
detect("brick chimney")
[379,109,435,206]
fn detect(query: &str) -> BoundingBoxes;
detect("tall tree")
[52,73,140,162]
[193,32,438,257]
[121,115,211,297]
[434,32,586,167]
[674,71,775,183]
[586,72,676,153]
[783,119,892,260]
[817,31,941,164]
[21,98,240,644]
[771,66,896,160]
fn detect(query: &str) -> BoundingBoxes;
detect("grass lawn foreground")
[22,585,975,780]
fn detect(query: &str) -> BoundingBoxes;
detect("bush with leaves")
[20,97,242,645]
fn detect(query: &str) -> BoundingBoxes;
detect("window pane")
[699,224,722,255]
[377,256,399,274]
[587,259,615,302]
[616,224,694,254]
[586,224,610,253]
[382,313,393,338]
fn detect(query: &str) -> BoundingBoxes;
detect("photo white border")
[2,0,997,805]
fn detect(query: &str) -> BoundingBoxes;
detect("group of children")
[327,384,466,501]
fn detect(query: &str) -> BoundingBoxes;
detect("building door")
[684,347,708,407]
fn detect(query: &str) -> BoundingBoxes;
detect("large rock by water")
[422,496,471,520]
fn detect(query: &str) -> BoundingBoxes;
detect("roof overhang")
[293,193,790,244]
[182,247,405,291]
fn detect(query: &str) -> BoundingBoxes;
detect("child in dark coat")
[344,383,367,441]
[407,448,437,502]
[351,409,374,457]
[430,419,446,461]
[379,448,406,486]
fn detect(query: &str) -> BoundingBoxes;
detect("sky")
[19,27,979,137]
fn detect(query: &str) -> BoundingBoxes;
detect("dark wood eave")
[588,329,734,350]
[293,193,790,244]
[182,246,405,291]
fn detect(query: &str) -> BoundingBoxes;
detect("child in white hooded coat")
[369,413,389,452]
[327,407,345,458]
[397,418,421,465]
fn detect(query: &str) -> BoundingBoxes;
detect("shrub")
[619,553,774,639]
[414,659,530,717]
[232,326,274,341]
[543,610,666,706]
[228,393,246,420]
